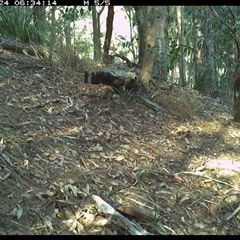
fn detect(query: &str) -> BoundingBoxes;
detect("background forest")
[0,6,240,235]
[0,6,239,111]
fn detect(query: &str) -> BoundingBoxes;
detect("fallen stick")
[226,202,240,221]
[138,96,164,112]
[91,194,151,235]
[178,171,233,187]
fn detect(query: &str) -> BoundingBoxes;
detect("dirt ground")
[0,50,240,235]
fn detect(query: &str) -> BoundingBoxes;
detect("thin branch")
[178,171,234,188]
[209,6,240,57]
[228,6,236,24]
[209,6,236,38]
[226,202,240,221]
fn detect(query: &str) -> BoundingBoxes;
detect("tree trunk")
[140,6,155,86]
[33,6,46,44]
[133,6,147,68]
[153,6,169,82]
[193,6,203,91]
[204,6,216,94]
[64,20,71,55]
[234,70,240,121]
[49,6,56,63]
[124,6,136,62]
[177,6,186,86]
[92,6,104,61]
[102,6,114,64]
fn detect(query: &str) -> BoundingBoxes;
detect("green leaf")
[16,204,23,219]
[235,91,240,98]
[80,8,84,16]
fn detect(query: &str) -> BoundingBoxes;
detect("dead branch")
[226,202,240,220]
[178,171,234,188]
[31,99,60,108]
[0,37,45,57]
[92,194,151,235]
[137,95,165,112]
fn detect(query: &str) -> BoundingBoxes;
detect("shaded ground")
[0,51,240,235]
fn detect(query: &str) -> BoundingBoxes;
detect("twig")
[138,96,164,112]
[31,99,60,108]
[178,171,233,187]
[226,202,240,221]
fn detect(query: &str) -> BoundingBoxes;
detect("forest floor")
[0,50,240,235]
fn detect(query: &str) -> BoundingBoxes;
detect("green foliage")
[168,38,192,71]
[117,35,136,49]
[193,69,209,92]
[235,91,240,98]
[0,6,37,42]
[59,6,91,22]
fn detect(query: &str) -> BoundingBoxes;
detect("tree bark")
[153,6,169,82]
[177,6,186,86]
[102,6,114,64]
[133,6,147,68]
[32,6,46,44]
[140,6,155,86]
[49,6,56,63]
[193,6,203,92]
[234,72,240,121]
[204,6,216,93]
[92,6,104,61]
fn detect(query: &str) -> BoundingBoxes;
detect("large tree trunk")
[49,6,56,63]
[102,6,114,64]
[139,6,155,86]
[234,70,240,121]
[193,6,203,92]
[124,6,137,62]
[153,6,169,82]
[64,19,72,62]
[32,6,46,44]
[133,6,147,68]
[92,6,104,61]
[204,6,216,93]
[177,6,186,86]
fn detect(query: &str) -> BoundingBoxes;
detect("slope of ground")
[0,51,239,235]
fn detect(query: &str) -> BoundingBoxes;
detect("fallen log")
[0,37,45,57]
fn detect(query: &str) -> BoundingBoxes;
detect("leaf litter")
[0,51,240,235]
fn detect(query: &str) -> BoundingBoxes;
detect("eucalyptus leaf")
[235,91,240,98]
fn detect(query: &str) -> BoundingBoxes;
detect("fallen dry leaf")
[115,155,125,161]
[174,173,185,183]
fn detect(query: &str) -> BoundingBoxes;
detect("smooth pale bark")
[140,6,155,86]
[153,6,169,82]
[193,6,203,91]
[177,6,186,86]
